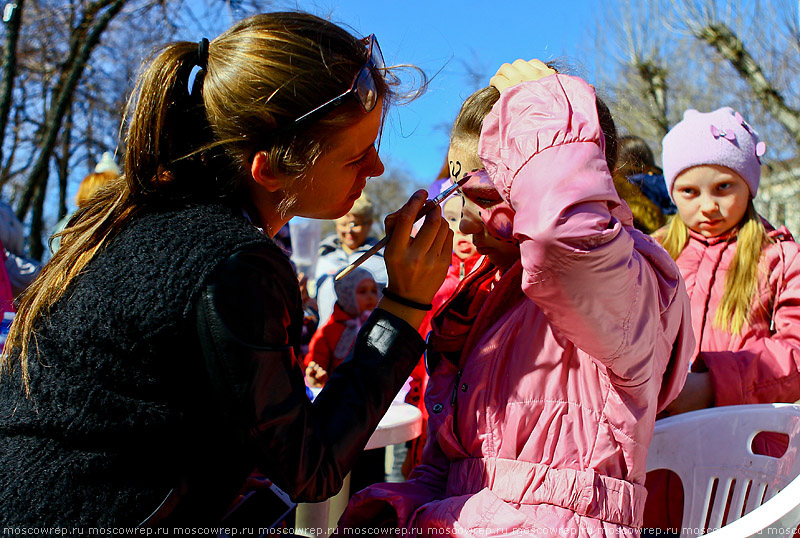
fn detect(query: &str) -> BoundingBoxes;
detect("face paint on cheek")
[461,169,518,244]
[478,204,517,243]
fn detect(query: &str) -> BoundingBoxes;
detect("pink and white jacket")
[678,225,800,405]
[337,75,694,537]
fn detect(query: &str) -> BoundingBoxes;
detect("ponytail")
[1,41,211,393]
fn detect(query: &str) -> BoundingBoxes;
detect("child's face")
[672,165,750,238]
[448,147,520,270]
[355,278,379,314]
[442,196,477,261]
[336,213,372,251]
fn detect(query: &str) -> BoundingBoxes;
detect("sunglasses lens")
[355,66,378,112]
[370,36,385,72]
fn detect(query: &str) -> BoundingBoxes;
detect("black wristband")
[382,289,433,311]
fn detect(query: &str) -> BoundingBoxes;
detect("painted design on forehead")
[461,169,517,244]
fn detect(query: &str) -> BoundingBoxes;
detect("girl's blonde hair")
[658,200,771,334]
[2,12,398,392]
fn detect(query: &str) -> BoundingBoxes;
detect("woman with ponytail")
[0,12,452,528]
[645,107,800,529]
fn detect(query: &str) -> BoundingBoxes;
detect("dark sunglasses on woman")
[293,34,385,126]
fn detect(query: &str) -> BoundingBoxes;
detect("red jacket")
[304,303,357,376]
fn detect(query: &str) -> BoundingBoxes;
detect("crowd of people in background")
[0,9,798,537]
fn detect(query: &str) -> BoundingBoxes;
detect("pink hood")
[338,75,693,537]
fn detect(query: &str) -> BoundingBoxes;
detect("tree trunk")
[16,0,126,221]
[695,21,800,147]
[28,166,48,260]
[57,106,73,220]
[0,0,26,169]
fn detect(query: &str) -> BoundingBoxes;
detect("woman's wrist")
[381,289,432,311]
[377,296,428,330]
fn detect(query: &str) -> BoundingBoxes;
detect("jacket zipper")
[451,369,463,440]
[451,369,462,406]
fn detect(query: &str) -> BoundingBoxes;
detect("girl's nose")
[459,204,484,235]
[700,196,719,213]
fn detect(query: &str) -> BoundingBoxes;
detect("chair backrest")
[702,470,800,538]
[646,404,800,537]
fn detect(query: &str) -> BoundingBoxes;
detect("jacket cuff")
[362,308,426,361]
[478,74,606,206]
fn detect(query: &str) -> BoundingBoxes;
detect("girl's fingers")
[491,58,557,93]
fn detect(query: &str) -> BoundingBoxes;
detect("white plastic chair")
[646,403,800,538]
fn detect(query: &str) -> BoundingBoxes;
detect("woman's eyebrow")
[349,143,374,161]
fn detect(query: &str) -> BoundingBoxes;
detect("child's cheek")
[479,203,517,244]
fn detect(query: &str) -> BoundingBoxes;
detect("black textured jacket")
[0,202,424,527]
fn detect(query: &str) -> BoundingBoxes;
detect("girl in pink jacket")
[655,106,800,414]
[337,60,693,537]
[644,107,800,529]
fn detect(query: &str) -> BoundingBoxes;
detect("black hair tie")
[382,289,433,311]
[196,38,209,70]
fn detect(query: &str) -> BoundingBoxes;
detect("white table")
[294,402,423,537]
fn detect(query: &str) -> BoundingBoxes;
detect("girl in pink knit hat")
[646,107,800,528]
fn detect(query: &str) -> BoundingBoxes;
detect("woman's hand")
[380,190,453,328]
[664,372,715,416]
[490,59,556,94]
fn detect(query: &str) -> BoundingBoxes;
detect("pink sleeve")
[702,242,800,406]
[478,75,692,386]
[337,419,449,530]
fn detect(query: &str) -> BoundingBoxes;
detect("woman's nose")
[368,151,384,178]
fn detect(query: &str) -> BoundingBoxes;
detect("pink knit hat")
[662,107,766,200]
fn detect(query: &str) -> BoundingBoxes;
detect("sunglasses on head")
[293,34,385,127]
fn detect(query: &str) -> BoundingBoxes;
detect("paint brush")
[335,175,470,281]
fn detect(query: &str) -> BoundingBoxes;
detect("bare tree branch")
[694,20,800,147]
[0,0,25,168]
[16,0,126,221]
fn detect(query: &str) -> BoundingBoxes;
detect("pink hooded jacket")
[678,225,800,404]
[338,75,694,537]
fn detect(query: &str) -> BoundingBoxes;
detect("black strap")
[197,38,209,70]
[382,288,433,311]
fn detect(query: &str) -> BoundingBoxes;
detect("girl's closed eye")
[462,188,503,209]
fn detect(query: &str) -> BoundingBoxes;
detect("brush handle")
[334,199,443,281]
[334,178,467,281]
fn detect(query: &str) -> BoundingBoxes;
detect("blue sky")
[272,0,597,189]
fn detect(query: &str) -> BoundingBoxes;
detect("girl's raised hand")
[380,190,453,328]
[490,59,556,94]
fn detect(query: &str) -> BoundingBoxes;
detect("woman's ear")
[251,151,285,192]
